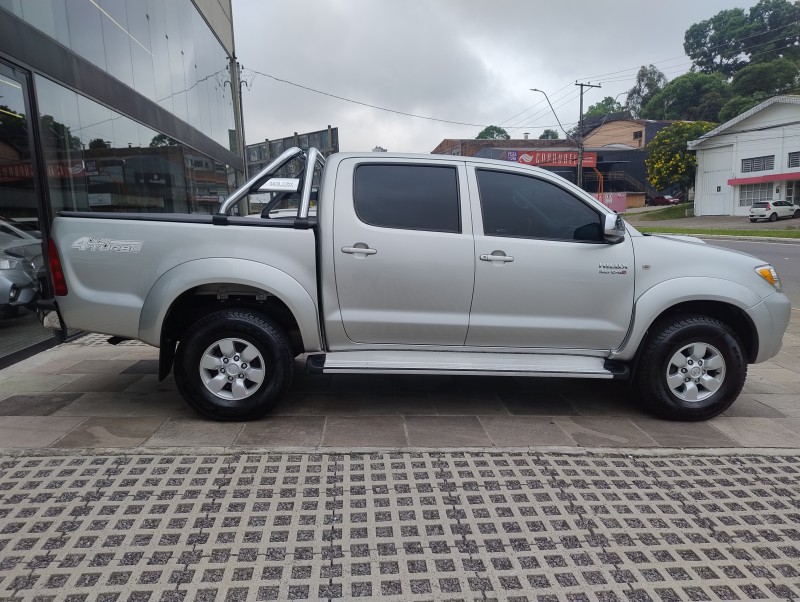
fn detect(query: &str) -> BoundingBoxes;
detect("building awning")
[728,172,800,186]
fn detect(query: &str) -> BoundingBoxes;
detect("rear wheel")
[635,315,746,421]
[769,212,778,222]
[175,309,293,421]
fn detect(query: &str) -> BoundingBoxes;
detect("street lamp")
[531,88,584,187]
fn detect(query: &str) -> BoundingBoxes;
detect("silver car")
[0,218,44,318]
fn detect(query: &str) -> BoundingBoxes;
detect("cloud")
[234,0,758,152]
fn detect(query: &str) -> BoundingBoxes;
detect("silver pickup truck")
[49,147,791,422]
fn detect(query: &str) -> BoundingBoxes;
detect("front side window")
[354,164,460,233]
[476,169,602,242]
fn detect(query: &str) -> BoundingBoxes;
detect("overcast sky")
[233,1,758,153]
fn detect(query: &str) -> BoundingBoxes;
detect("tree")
[149,133,179,147]
[718,96,763,122]
[731,57,799,97]
[539,129,559,139]
[642,72,731,121]
[475,125,510,140]
[684,8,751,77]
[88,138,109,149]
[625,65,667,118]
[746,0,800,64]
[583,96,626,120]
[646,121,716,197]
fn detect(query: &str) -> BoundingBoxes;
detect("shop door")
[0,60,53,359]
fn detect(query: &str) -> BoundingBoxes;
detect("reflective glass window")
[477,169,603,242]
[354,165,460,233]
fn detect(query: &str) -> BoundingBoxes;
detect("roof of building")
[687,95,800,149]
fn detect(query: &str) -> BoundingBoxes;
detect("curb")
[646,232,800,244]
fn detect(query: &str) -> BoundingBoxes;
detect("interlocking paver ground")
[0,450,798,601]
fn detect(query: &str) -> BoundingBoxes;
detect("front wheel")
[749,218,757,223]
[769,212,778,222]
[635,315,746,421]
[794,209,800,218]
[175,309,293,421]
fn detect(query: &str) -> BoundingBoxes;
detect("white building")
[689,96,800,216]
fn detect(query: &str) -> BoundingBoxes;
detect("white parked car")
[749,200,800,222]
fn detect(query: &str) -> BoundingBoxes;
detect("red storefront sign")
[511,150,597,168]
[0,161,85,182]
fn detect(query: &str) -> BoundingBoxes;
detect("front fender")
[610,277,762,361]
[138,258,322,350]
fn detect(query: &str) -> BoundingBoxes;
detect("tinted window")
[752,202,770,208]
[476,170,602,242]
[354,165,460,233]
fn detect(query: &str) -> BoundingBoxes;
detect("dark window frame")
[475,168,606,244]
[352,162,462,234]
[788,151,800,169]
[742,155,775,173]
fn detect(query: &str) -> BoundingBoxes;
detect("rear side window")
[354,164,460,233]
[476,169,602,242]
[752,202,769,208]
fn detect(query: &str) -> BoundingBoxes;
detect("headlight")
[755,264,782,292]
[0,257,21,270]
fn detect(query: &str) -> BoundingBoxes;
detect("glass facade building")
[0,0,242,363]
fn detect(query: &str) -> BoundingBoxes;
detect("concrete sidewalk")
[0,314,799,451]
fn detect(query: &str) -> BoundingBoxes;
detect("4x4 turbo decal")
[71,236,143,253]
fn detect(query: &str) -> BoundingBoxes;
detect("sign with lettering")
[516,151,597,168]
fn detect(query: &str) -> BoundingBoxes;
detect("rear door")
[332,158,475,346]
[466,166,635,351]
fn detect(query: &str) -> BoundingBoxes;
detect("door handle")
[480,253,514,263]
[341,246,377,255]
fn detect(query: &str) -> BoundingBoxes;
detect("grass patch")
[638,227,800,239]
[627,205,693,221]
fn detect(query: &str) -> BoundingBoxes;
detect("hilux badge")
[599,262,627,275]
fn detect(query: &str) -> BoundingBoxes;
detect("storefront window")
[5,0,236,150]
[36,75,234,215]
[738,183,772,207]
[0,61,53,357]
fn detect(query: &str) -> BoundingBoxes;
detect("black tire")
[634,315,746,421]
[174,309,293,421]
[749,218,757,223]
[769,212,778,222]
[794,209,800,218]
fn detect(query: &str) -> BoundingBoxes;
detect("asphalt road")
[707,239,800,307]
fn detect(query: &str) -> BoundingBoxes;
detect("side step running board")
[307,351,629,380]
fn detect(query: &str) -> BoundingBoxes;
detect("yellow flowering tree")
[646,121,716,197]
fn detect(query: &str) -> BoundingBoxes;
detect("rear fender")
[138,258,322,350]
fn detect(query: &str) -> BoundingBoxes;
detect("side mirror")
[603,213,625,244]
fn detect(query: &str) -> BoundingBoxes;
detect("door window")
[476,169,602,242]
[353,164,460,233]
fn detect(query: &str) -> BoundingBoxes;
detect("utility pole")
[575,81,601,189]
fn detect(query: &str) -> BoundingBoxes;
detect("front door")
[332,158,475,346]
[466,166,635,351]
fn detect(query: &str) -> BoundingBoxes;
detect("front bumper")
[746,291,792,363]
[0,270,38,309]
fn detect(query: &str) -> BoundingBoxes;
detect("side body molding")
[138,258,322,351]
[610,277,762,361]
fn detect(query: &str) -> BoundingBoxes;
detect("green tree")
[625,65,667,118]
[88,138,109,149]
[539,129,559,139]
[684,8,751,77]
[149,133,179,147]
[475,125,510,140]
[642,72,731,121]
[731,57,799,96]
[747,0,800,64]
[39,115,82,151]
[646,121,716,197]
[583,96,626,120]
[718,96,763,122]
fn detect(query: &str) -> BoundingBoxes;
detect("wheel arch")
[612,278,762,365]
[138,258,322,379]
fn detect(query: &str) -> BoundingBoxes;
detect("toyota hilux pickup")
[48,147,791,421]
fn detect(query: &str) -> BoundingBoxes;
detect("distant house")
[583,116,675,150]
[689,95,800,216]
